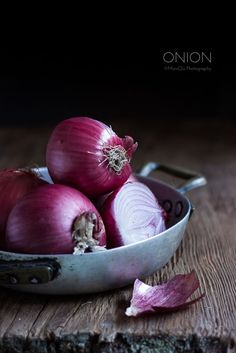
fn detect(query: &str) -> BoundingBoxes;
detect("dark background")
[0,48,234,126]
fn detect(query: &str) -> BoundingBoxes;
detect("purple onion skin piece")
[125,271,205,317]
[102,181,166,249]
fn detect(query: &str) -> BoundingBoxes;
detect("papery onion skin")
[0,169,46,250]
[46,117,138,197]
[125,271,205,317]
[6,184,106,255]
[102,182,166,249]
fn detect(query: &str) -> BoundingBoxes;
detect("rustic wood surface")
[0,119,236,353]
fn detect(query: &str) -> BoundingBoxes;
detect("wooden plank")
[0,120,235,352]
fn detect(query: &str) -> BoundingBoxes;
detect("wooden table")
[0,119,235,353]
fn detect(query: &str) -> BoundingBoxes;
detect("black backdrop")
[0,48,234,125]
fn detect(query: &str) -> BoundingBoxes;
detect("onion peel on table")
[125,270,205,317]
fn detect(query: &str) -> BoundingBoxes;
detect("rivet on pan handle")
[0,259,60,285]
[139,161,207,194]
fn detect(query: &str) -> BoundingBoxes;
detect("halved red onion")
[6,184,106,255]
[0,169,46,250]
[126,173,138,183]
[125,270,205,317]
[46,117,137,197]
[93,173,138,211]
[102,182,166,248]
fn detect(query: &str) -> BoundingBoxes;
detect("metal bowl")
[0,162,206,295]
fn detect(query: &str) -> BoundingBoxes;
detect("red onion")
[126,173,138,182]
[6,184,106,255]
[125,270,205,317]
[46,117,138,197]
[0,169,46,250]
[93,173,138,211]
[102,182,166,248]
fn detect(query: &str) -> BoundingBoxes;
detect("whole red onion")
[46,117,137,197]
[0,169,46,250]
[102,182,166,248]
[6,184,106,255]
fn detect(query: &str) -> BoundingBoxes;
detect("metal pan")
[0,162,206,295]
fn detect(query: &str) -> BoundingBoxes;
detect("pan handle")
[138,162,207,194]
[0,259,60,285]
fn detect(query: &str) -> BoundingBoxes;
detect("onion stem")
[102,145,129,174]
[72,212,101,254]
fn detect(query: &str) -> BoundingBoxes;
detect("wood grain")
[0,119,235,353]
